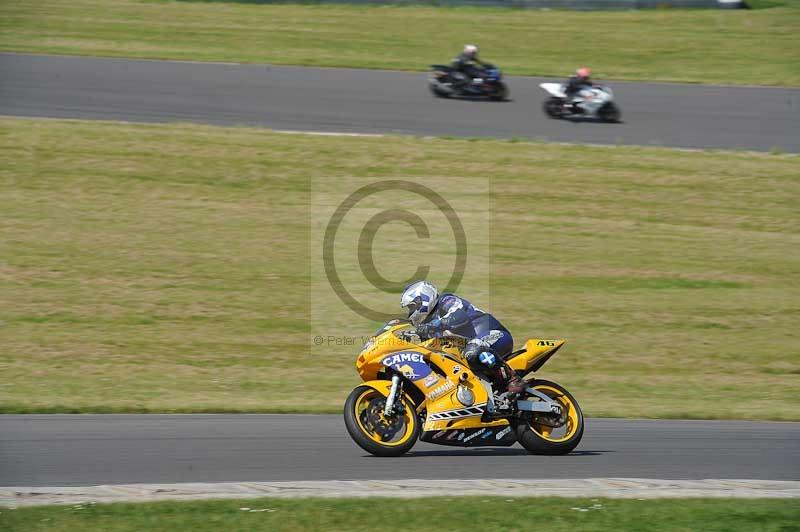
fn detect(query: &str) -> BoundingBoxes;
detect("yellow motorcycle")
[343,320,584,457]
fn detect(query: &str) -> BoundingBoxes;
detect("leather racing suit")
[451,53,488,90]
[415,293,524,398]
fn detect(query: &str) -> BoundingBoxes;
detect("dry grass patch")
[1,117,798,418]
[1,0,799,85]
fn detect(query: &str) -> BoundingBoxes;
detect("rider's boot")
[494,360,525,399]
[481,360,525,420]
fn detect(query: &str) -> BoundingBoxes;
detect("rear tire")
[599,102,621,123]
[429,75,452,98]
[343,385,420,457]
[514,379,584,455]
[543,97,564,119]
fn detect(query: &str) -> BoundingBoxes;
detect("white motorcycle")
[540,83,621,122]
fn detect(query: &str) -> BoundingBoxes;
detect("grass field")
[1,117,798,419]
[1,0,799,86]
[3,497,800,531]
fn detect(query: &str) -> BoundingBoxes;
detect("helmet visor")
[402,297,422,318]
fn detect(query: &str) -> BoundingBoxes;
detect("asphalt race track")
[1,53,799,152]
[1,415,798,487]
[1,54,799,492]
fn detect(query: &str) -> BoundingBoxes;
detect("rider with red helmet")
[565,67,593,107]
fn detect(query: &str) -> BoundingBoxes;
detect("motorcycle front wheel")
[514,379,584,455]
[490,82,509,101]
[343,385,420,457]
[598,102,621,123]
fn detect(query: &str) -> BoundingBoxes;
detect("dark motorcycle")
[429,63,509,101]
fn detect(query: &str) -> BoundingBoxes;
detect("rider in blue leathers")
[451,44,488,92]
[400,280,525,399]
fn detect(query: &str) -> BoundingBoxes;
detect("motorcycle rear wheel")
[344,385,420,457]
[543,97,564,119]
[514,379,584,455]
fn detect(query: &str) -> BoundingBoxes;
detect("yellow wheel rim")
[353,389,416,447]
[528,384,580,443]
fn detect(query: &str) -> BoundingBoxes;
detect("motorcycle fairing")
[420,424,516,447]
[356,323,565,433]
[507,339,566,373]
[379,351,432,382]
[539,82,566,98]
[357,379,394,397]
[423,412,509,432]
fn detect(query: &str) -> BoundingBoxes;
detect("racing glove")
[415,319,441,340]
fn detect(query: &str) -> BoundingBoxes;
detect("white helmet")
[463,44,478,58]
[400,280,439,326]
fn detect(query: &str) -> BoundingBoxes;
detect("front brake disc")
[365,399,402,440]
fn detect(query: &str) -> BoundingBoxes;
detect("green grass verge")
[1,0,799,86]
[3,497,799,531]
[1,117,798,419]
